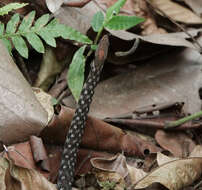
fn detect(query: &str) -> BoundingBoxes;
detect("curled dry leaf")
[134,153,202,190]
[92,154,147,188]
[0,156,56,190]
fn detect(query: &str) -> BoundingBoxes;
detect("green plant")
[0,1,144,101]
[67,0,144,101]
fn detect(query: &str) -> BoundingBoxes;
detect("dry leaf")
[149,0,202,24]
[45,0,64,13]
[155,130,196,157]
[134,156,202,189]
[0,41,48,144]
[183,0,202,16]
[0,157,56,190]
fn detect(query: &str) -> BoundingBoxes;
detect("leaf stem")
[87,26,104,57]
[164,110,202,129]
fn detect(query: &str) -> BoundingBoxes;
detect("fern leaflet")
[0,11,92,58]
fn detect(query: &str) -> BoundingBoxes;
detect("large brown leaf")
[134,152,202,190]
[87,48,202,118]
[0,41,48,144]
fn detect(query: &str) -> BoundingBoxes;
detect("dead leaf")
[0,41,48,144]
[46,0,64,13]
[34,47,67,91]
[149,0,202,24]
[134,155,202,190]
[41,106,161,157]
[183,0,202,16]
[0,156,56,190]
[155,130,196,157]
[86,48,202,118]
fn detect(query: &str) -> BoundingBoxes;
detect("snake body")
[57,35,109,190]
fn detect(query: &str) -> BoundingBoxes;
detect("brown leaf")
[41,106,161,157]
[0,156,56,190]
[149,0,202,24]
[134,154,202,189]
[0,41,48,144]
[29,136,50,172]
[155,130,196,157]
[87,48,202,118]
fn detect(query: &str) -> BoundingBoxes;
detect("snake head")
[92,35,109,72]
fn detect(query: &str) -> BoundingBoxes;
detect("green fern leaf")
[0,23,4,36]
[0,10,92,58]
[19,11,35,32]
[2,38,12,54]
[0,3,28,16]
[6,13,20,34]
[25,33,44,53]
[105,15,144,30]
[12,36,28,58]
[37,30,56,47]
[34,14,50,29]
[67,46,86,102]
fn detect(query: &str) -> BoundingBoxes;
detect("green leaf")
[12,36,28,58]
[91,11,104,32]
[0,3,28,16]
[0,23,4,36]
[2,39,12,55]
[106,0,126,21]
[37,30,56,47]
[19,11,36,32]
[67,46,86,102]
[6,13,20,34]
[91,44,97,51]
[105,15,144,30]
[34,14,49,29]
[25,33,44,53]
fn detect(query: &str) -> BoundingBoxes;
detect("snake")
[57,35,109,190]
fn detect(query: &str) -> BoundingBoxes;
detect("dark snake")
[57,35,109,190]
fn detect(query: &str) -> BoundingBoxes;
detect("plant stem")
[164,110,202,129]
[87,26,104,58]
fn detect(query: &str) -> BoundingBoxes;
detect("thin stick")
[164,110,202,129]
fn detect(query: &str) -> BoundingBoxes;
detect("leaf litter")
[1,0,202,189]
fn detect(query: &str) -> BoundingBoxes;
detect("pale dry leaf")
[34,47,67,91]
[149,0,202,24]
[107,29,200,49]
[134,157,202,190]
[157,152,178,166]
[0,41,48,144]
[45,0,64,13]
[127,165,147,185]
[33,88,54,123]
[183,0,202,16]
[7,156,57,190]
[189,145,202,158]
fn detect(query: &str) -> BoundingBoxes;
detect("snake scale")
[57,35,109,190]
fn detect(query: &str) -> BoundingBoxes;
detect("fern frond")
[0,11,92,58]
[0,3,28,16]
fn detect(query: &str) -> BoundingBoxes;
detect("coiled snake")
[57,35,109,190]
